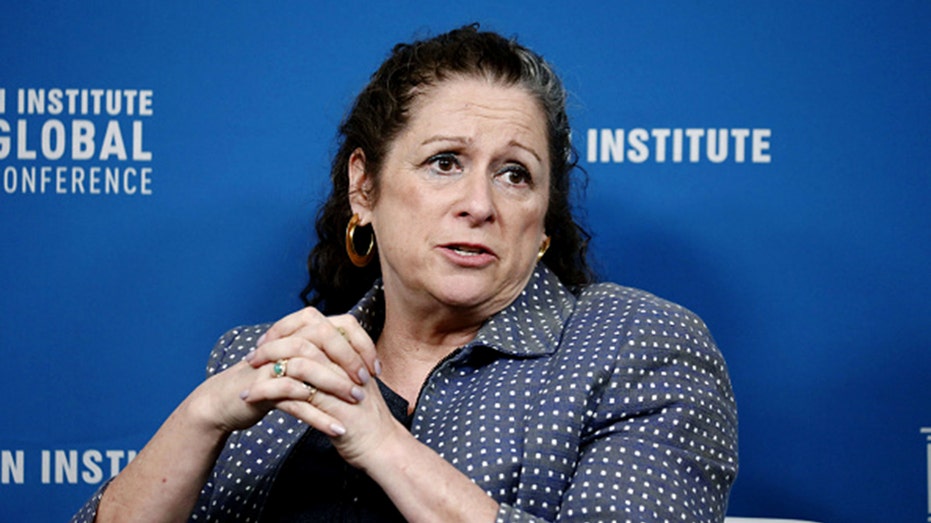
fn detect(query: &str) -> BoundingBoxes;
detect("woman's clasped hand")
[236,311,407,466]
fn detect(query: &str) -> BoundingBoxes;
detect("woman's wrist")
[181,381,239,440]
[368,418,416,471]
[358,420,499,523]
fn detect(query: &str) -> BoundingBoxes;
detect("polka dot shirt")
[71,265,738,522]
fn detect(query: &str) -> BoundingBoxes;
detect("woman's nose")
[455,171,496,225]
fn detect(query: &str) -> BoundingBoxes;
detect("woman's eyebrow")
[420,135,470,147]
[508,139,543,163]
[421,135,543,163]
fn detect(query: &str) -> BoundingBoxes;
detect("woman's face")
[350,76,550,321]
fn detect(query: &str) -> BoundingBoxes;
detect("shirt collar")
[471,265,576,357]
[350,264,576,358]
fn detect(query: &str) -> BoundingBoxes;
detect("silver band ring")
[272,359,288,378]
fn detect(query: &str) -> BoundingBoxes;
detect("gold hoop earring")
[537,236,551,261]
[346,213,375,267]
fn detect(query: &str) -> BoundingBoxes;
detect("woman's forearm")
[95,393,230,523]
[362,422,499,523]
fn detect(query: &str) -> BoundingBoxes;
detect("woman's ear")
[348,148,374,221]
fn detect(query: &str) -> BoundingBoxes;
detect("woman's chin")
[427,277,522,315]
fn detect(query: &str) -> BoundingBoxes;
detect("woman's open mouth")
[449,245,486,256]
[440,243,497,266]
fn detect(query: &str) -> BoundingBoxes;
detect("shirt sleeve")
[570,297,737,522]
[67,326,258,523]
[189,325,268,521]
[498,291,739,523]
[68,481,110,523]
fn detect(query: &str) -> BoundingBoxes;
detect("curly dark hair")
[301,24,594,314]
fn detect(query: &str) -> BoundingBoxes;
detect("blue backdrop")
[1,2,929,522]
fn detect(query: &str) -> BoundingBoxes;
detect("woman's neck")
[374,297,483,410]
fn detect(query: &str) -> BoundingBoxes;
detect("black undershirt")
[261,380,413,522]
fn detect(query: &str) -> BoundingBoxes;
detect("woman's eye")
[499,166,532,186]
[428,153,461,174]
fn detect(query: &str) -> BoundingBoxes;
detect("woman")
[73,25,737,522]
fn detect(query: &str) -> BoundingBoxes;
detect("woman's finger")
[247,336,343,375]
[329,315,380,377]
[287,320,373,385]
[250,312,379,385]
[258,306,327,345]
[247,334,364,387]
[243,358,366,405]
[276,396,347,438]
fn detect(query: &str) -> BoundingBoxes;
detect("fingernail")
[330,423,347,436]
[357,367,371,385]
[239,389,250,400]
[351,386,366,402]
[244,350,256,363]
[257,333,267,345]
[374,358,383,376]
